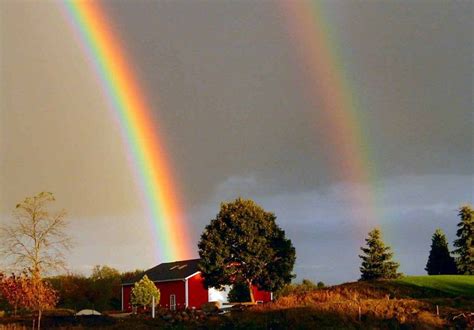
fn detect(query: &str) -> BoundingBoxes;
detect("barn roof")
[123,258,201,285]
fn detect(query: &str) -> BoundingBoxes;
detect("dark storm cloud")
[1,1,472,280]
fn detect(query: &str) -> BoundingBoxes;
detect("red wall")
[252,286,272,303]
[187,273,209,309]
[122,285,132,311]
[156,280,186,310]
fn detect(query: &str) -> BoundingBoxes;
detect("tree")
[453,205,474,274]
[0,273,24,316]
[228,281,251,303]
[425,229,457,275]
[131,275,160,310]
[20,277,58,330]
[0,192,72,278]
[90,265,122,311]
[359,228,401,280]
[0,273,57,329]
[198,198,296,303]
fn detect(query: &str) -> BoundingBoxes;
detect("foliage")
[453,205,474,274]
[359,228,401,280]
[0,273,57,329]
[0,192,72,277]
[90,265,122,310]
[91,265,120,280]
[198,198,295,302]
[130,275,160,309]
[0,273,25,315]
[425,228,457,275]
[47,267,145,312]
[228,281,251,302]
[48,274,93,311]
[275,279,321,298]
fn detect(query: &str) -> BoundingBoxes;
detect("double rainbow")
[280,1,379,230]
[61,1,193,262]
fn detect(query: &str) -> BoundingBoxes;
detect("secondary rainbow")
[280,1,380,231]
[60,1,193,261]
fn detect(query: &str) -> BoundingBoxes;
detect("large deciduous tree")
[359,228,401,280]
[198,198,295,303]
[0,192,72,278]
[453,205,474,274]
[425,229,457,275]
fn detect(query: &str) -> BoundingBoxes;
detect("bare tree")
[0,192,72,278]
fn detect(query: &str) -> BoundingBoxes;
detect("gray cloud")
[1,1,472,282]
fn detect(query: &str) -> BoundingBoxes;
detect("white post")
[152,296,155,318]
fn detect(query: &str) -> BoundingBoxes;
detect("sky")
[0,0,472,284]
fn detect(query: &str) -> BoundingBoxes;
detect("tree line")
[358,205,474,280]
[0,192,472,323]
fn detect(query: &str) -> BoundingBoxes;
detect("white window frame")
[170,294,176,311]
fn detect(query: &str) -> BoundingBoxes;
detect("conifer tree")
[359,228,401,280]
[425,229,457,275]
[453,205,474,274]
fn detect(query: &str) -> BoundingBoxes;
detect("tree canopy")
[198,198,295,303]
[453,205,474,274]
[359,228,401,280]
[131,275,160,309]
[425,229,457,275]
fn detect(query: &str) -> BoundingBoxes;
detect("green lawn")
[393,275,474,298]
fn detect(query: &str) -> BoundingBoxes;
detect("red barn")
[121,259,272,311]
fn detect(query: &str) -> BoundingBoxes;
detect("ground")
[1,275,473,329]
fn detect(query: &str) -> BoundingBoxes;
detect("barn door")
[170,294,176,311]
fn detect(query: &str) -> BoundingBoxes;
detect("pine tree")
[359,228,401,280]
[425,229,457,275]
[453,205,474,274]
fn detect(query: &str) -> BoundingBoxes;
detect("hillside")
[334,275,474,299]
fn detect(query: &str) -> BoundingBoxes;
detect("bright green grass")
[393,275,474,297]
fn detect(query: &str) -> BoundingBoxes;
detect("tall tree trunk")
[247,280,255,304]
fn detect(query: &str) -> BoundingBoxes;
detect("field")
[393,275,474,297]
[1,275,473,329]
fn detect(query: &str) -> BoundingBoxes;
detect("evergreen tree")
[453,205,474,274]
[198,198,296,303]
[425,229,457,275]
[359,228,401,280]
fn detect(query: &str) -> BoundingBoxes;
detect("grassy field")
[393,275,474,297]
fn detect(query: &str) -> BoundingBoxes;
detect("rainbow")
[60,1,193,262]
[279,1,379,231]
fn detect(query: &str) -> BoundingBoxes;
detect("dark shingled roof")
[123,259,201,285]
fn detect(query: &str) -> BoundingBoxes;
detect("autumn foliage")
[0,273,58,328]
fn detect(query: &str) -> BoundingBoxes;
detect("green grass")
[393,275,474,298]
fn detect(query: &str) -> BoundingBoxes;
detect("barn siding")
[156,280,186,310]
[252,286,272,303]
[187,273,209,309]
